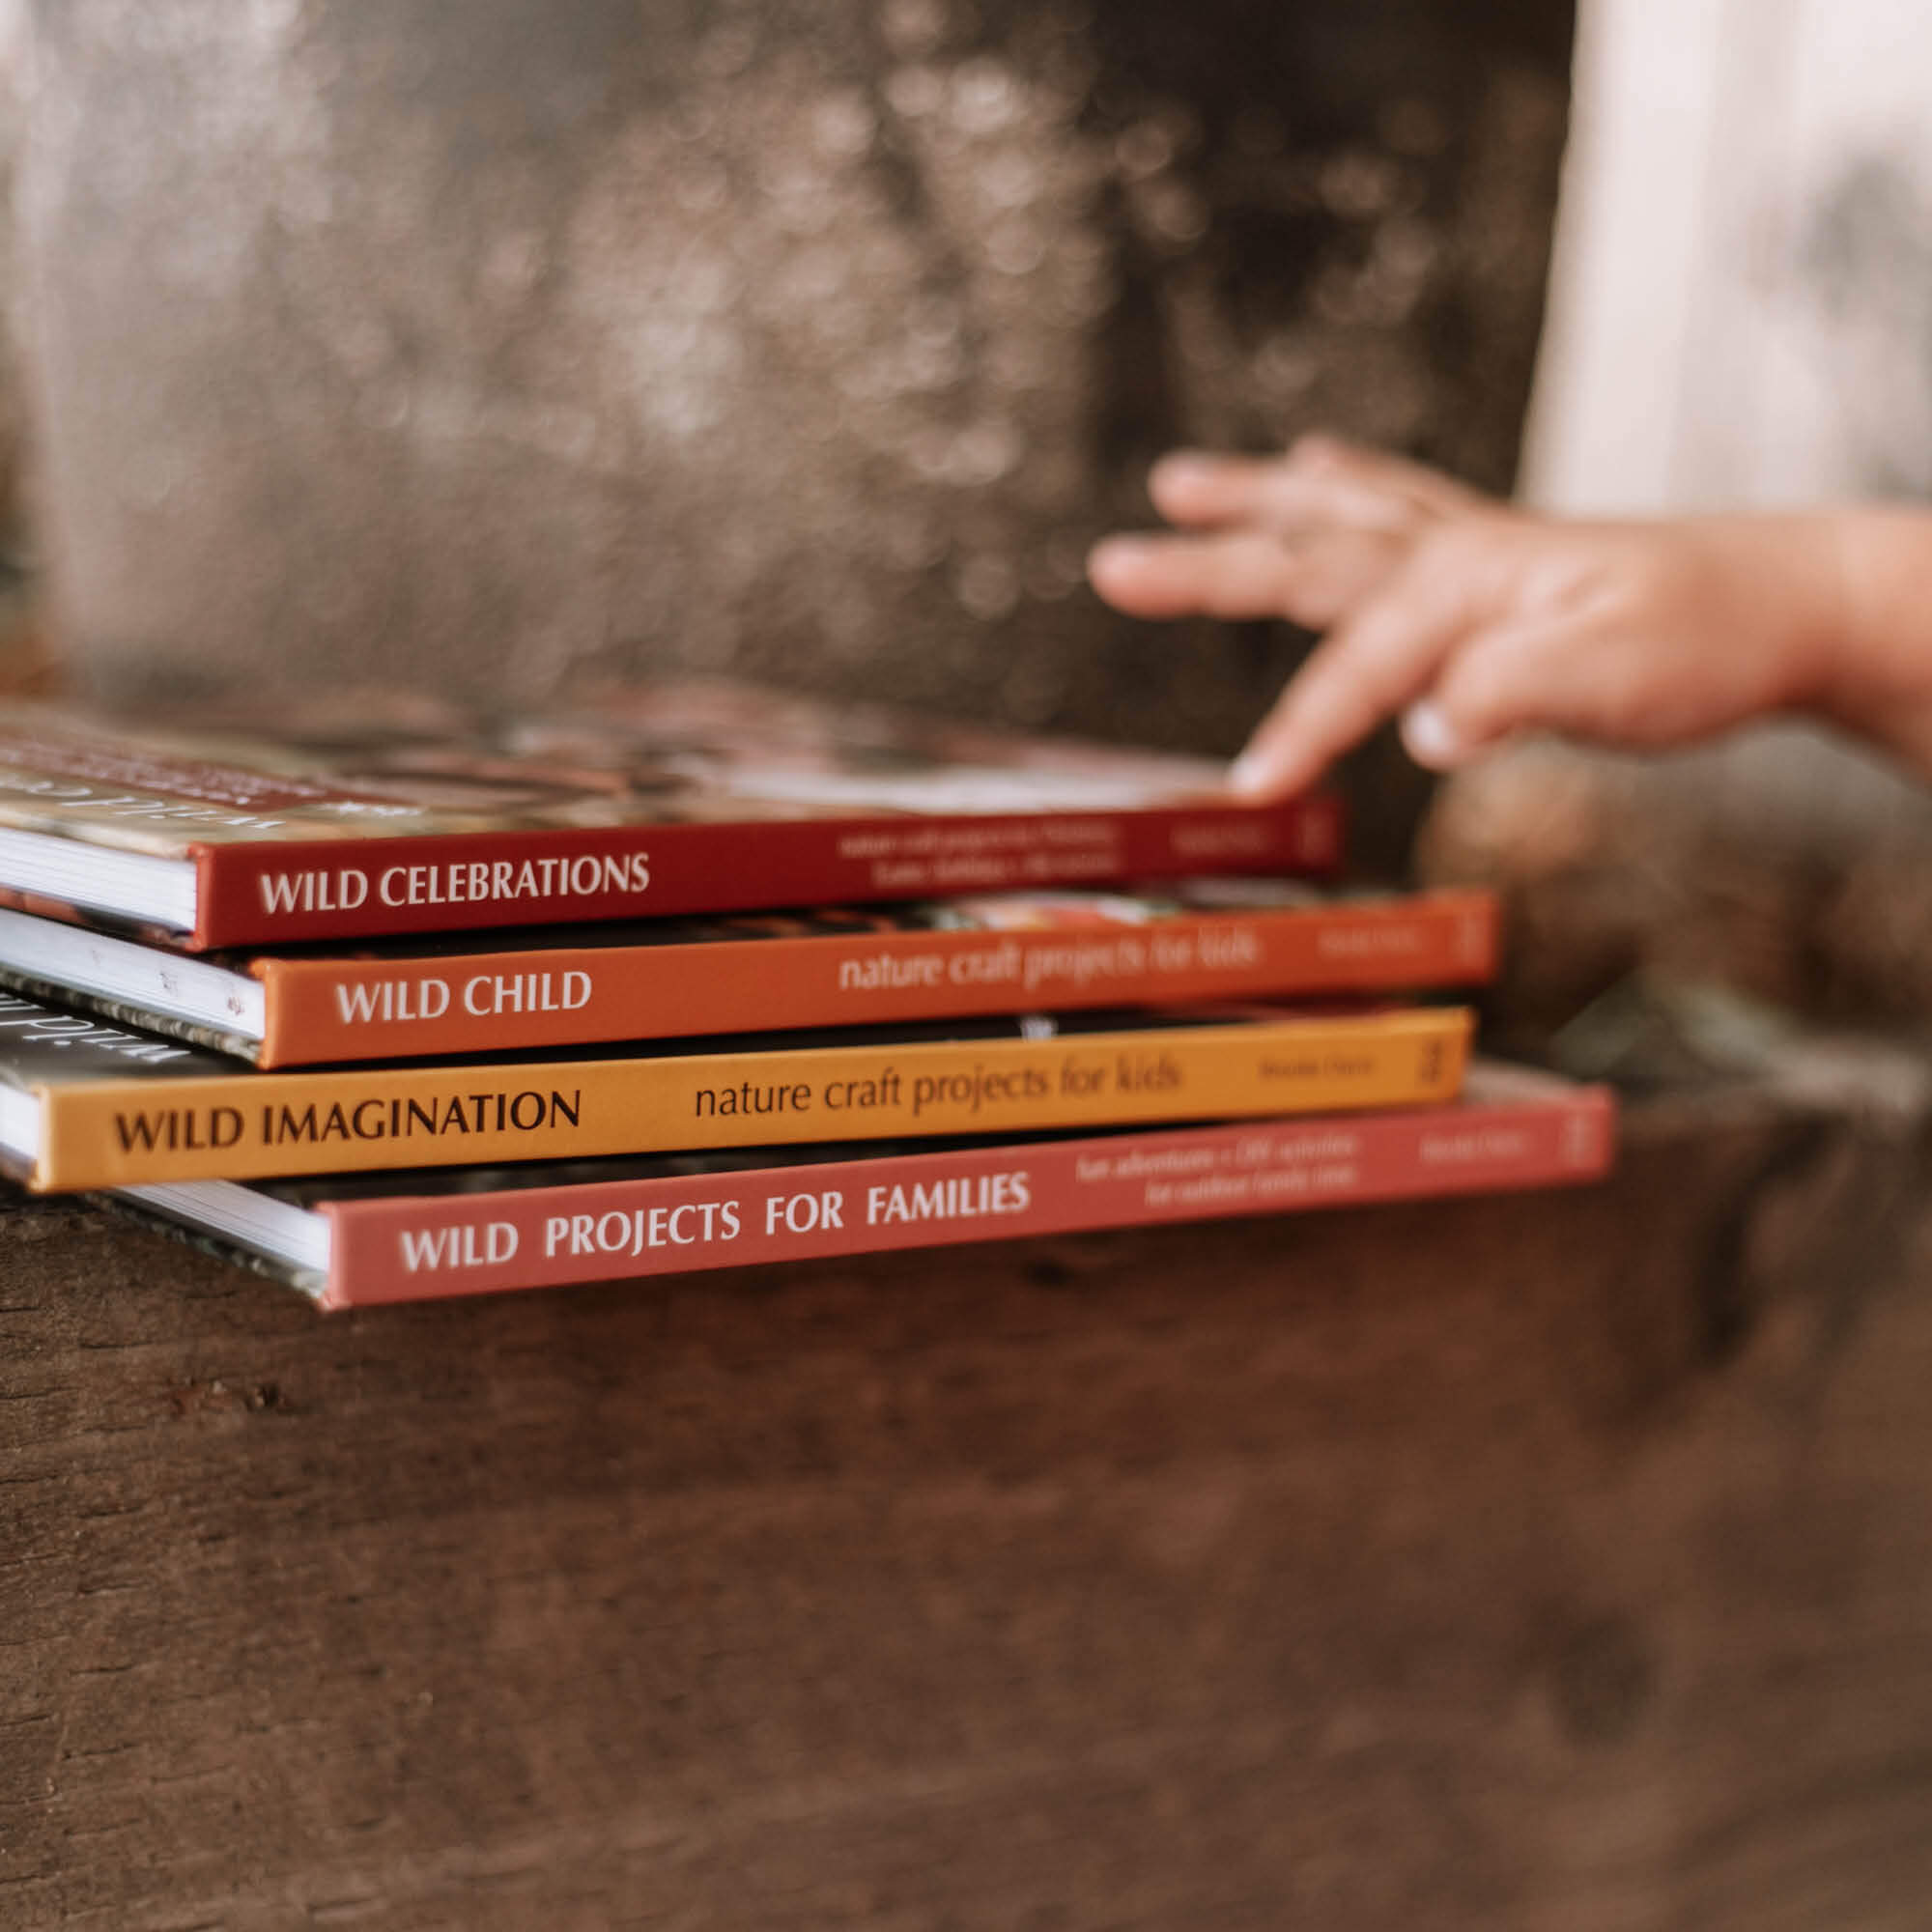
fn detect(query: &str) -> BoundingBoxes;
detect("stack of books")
[0,682,1613,1308]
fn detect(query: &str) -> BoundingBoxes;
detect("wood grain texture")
[3,1077,1931,1929]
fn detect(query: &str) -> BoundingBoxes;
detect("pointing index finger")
[1228,564,1485,796]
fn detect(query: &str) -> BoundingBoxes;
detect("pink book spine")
[321,1082,1616,1308]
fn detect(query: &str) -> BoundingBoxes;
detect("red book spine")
[321,1084,1615,1309]
[189,797,1344,949]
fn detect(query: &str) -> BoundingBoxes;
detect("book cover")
[0,990,1472,1191]
[0,680,1341,950]
[106,1063,1615,1308]
[0,883,1498,1066]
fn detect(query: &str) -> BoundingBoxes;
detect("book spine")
[256,891,1498,1065]
[189,796,1345,948]
[34,1008,1471,1190]
[322,1087,1616,1307]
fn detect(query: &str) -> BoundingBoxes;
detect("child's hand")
[1088,437,1856,798]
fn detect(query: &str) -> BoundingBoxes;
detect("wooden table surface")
[5,1071,1931,1930]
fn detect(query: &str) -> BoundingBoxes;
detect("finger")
[1151,448,1433,536]
[1417,618,1644,761]
[1091,523,1415,629]
[1261,525,1414,630]
[1397,697,1476,770]
[1148,452,1303,528]
[1284,434,1492,518]
[1228,567,1484,796]
[1088,530,1298,619]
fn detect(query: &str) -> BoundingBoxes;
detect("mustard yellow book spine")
[32,1009,1472,1190]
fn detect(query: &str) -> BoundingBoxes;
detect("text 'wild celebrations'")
[258,851,652,916]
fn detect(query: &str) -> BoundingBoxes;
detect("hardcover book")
[102,1063,1615,1309]
[0,681,1340,950]
[0,883,1497,1065]
[0,990,1472,1191]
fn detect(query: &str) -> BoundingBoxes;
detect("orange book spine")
[253,892,1497,1065]
[32,1008,1472,1190]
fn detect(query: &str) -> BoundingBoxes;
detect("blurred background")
[0,0,1576,871]
[4,1,1932,970]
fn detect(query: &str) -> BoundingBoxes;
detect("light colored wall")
[1525,0,1932,514]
